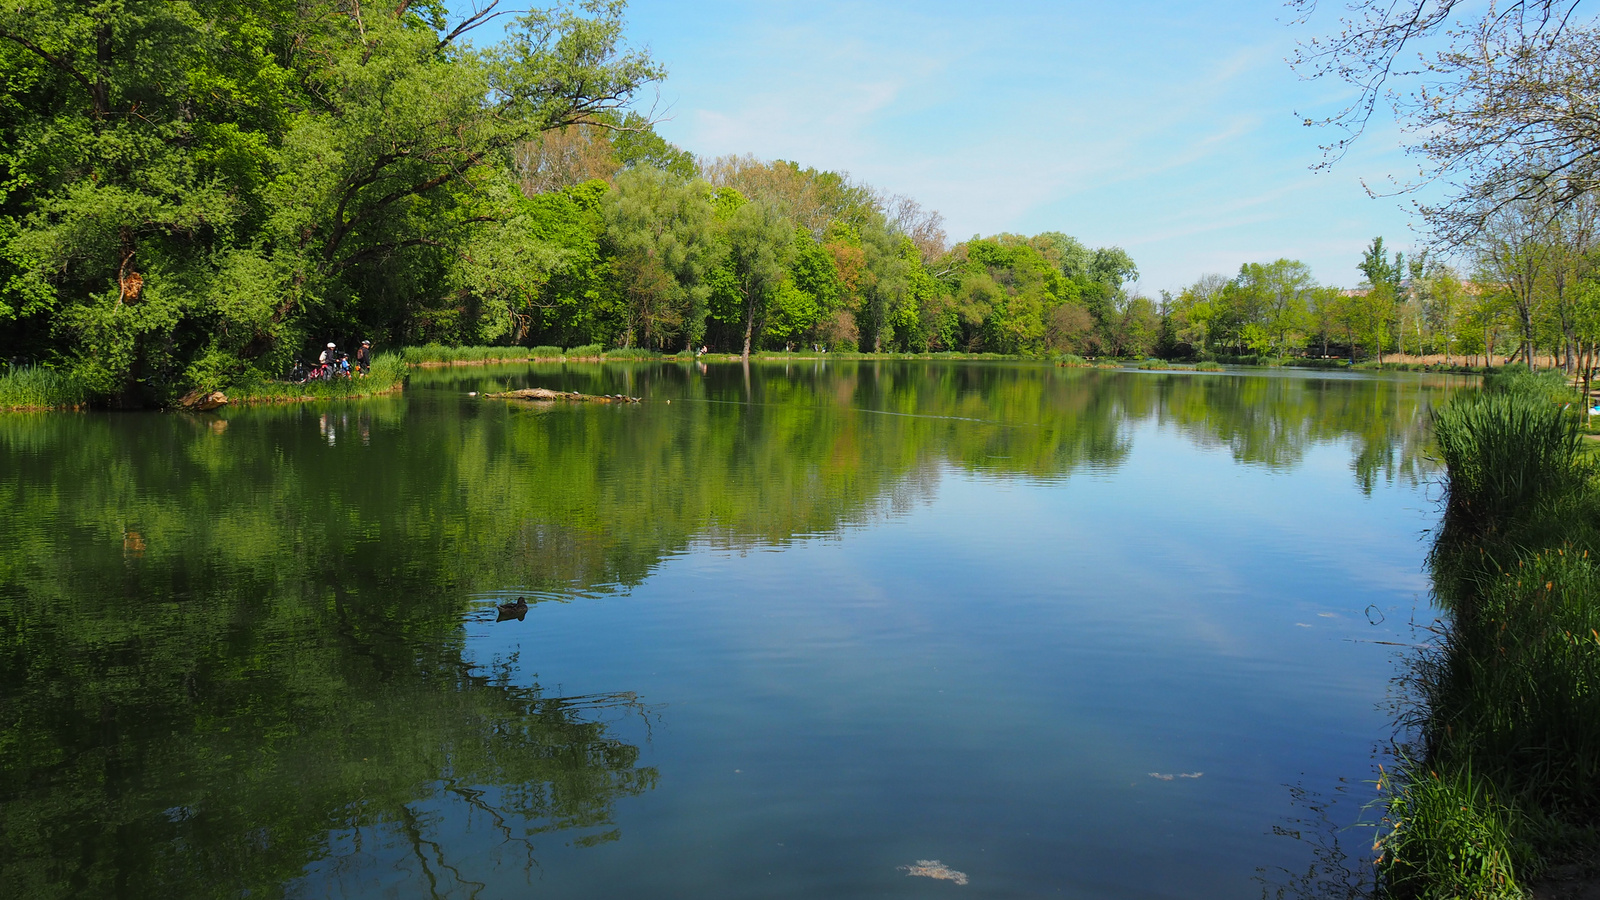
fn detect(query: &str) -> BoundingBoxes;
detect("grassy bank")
[227,353,406,404]
[0,366,90,410]
[403,344,567,365]
[398,344,1110,365]
[1379,369,1600,898]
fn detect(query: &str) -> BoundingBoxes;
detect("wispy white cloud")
[610,0,1428,289]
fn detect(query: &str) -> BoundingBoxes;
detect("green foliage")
[1428,550,1600,806]
[1400,373,1600,899]
[1361,236,1407,293]
[602,167,719,350]
[0,3,1168,397]
[608,111,697,178]
[719,198,795,358]
[229,353,404,403]
[0,366,88,409]
[402,345,534,364]
[567,343,604,357]
[1378,766,1530,900]
[1482,366,1578,404]
[0,0,661,405]
[1431,387,1587,536]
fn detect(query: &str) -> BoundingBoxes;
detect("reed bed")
[1382,375,1600,897]
[1431,387,1587,539]
[0,366,89,410]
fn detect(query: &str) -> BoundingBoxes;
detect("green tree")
[0,0,661,402]
[602,167,719,350]
[720,198,794,360]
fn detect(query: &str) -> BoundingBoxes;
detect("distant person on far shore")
[355,340,372,375]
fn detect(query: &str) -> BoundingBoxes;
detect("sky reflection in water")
[0,362,1463,898]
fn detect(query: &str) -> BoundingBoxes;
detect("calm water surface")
[0,362,1464,898]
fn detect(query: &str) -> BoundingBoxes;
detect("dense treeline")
[0,0,1145,406]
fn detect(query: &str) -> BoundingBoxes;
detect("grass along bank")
[399,344,1116,365]
[0,366,90,410]
[1379,369,1600,898]
[225,353,406,405]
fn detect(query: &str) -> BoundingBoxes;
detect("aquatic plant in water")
[900,860,968,885]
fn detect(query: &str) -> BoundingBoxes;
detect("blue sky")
[461,0,1437,294]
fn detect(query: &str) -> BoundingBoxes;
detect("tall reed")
[0,366,89,409]
[1382,378,1600,896]
[1431,388,1586,539]
[1378,765,1530,900]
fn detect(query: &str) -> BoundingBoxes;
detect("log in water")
[485,387,640,403]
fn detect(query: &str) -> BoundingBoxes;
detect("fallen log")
[177,390,229,411]
[484,388,641,403]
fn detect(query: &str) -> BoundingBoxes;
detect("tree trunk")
[741,294,755,362]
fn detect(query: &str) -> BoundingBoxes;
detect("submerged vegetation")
[1382,372,1600,897]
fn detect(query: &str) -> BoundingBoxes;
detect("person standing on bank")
[355,340,372,375]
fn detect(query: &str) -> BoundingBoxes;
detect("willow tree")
[602,167,720,351]
[719,197,795,361]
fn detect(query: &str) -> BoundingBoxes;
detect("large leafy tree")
[602,166,719,350]
[716,194,794,360]
[0,0,661,402]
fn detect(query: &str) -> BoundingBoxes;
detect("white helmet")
[327,342,336,348]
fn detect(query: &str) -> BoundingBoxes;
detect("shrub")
[566,343,603,358]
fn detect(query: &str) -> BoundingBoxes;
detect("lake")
[0,361,1464,898]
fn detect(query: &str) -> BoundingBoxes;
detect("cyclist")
[354,340,372,375]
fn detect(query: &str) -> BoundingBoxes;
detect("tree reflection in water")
[0,363,1462,897]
